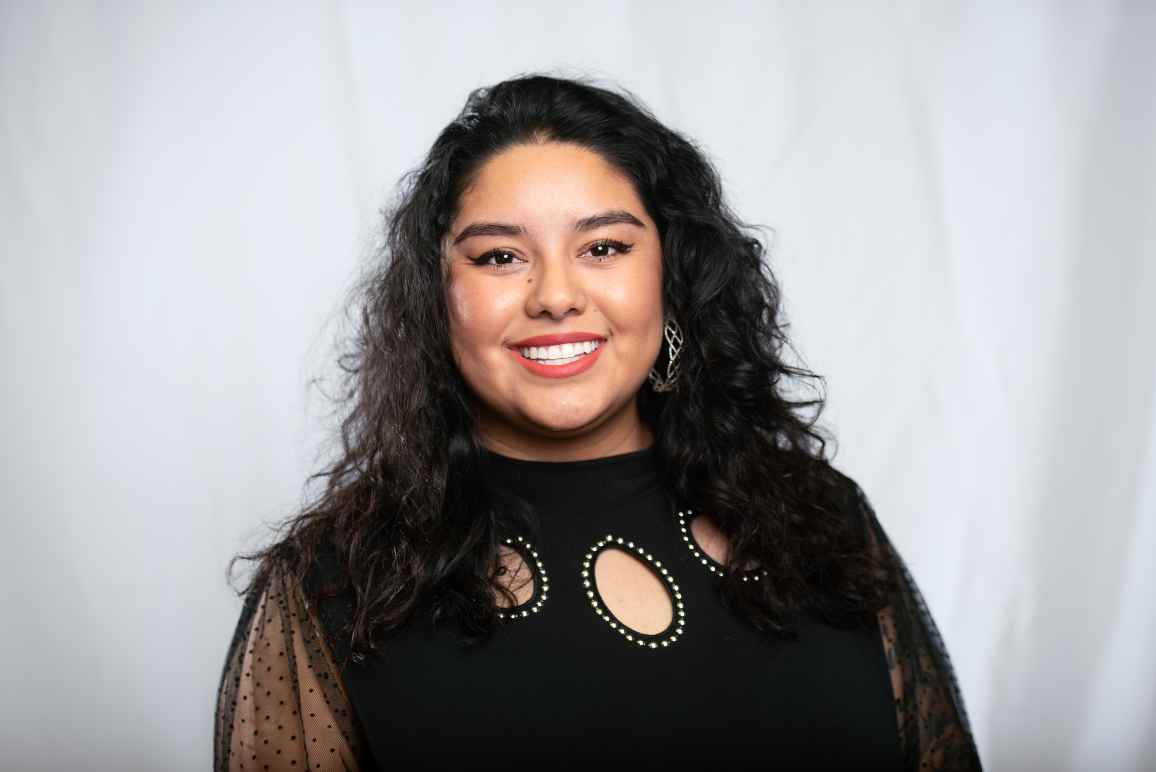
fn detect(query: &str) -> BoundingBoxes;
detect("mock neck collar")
[478,444,664,513]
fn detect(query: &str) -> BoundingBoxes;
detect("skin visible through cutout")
[690,514,762,571]
[593,547,673,635]
[689,514,730,564]
[493,544,535,608]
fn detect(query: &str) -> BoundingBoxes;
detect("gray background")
[2,1,1154,769]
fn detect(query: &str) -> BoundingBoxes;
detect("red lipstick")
[508,331,606,347]
[507,333,606,379]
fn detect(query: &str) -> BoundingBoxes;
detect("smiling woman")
[442,142,664,460]
[214,73,982,771]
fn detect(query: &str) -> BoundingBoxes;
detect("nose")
[524,253,586,320]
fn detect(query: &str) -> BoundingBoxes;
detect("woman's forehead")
[451,143,647,232]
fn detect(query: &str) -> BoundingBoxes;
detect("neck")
[478,438,664,515]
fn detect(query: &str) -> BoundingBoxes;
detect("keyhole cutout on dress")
[688,513,730,566]
[683,511,764,577]
[493,543,535,608]
[592,547,674,635]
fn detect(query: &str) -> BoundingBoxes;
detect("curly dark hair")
[230,71,894,659]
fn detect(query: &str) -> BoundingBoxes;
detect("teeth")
[519,340,601,361]
[539,354,584,366]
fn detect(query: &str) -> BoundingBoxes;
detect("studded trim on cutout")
[675,509,769,582]
[582,533,685,649]
[496,535,549,620]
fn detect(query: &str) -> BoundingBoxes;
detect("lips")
[508,331,607,348]
[507,335,605,379]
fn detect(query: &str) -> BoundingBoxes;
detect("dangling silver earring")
[648,316,683,393]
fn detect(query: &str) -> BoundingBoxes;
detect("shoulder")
[807,460,898,575]
[804,456,875,538]
[240,526,357,666]
[823,459,868,504]
[298,535,359,666]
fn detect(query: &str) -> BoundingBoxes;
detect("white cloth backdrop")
[2,1,1153,769]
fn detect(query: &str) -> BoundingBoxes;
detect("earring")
[648,316,683,393]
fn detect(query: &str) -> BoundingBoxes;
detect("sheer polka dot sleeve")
[214,561,367,771]
[854,485,984,771]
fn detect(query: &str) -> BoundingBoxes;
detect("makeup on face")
[506,332,607,379]
[443,142,664,451]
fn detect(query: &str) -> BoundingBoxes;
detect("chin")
[523,401,608,435]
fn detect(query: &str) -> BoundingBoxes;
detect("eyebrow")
[451,209,646,246]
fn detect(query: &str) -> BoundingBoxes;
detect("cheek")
[445,279,475,341]
[446,282,487,374]
[446,274,512,357]
[602,263,664,347]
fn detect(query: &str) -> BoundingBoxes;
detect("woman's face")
[443,142,664,460]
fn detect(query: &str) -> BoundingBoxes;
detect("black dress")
[214,446,982,771]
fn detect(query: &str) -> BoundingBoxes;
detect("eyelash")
[468,239,634,270]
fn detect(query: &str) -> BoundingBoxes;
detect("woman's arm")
[214,561,366,771]
[854,484,984,771]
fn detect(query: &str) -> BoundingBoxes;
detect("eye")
[584,239,633,262]
[467,239,634,271]
[468,249,526,271]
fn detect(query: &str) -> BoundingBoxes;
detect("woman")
[214,74,982,771]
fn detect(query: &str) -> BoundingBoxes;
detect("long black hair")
[230,71,894,657]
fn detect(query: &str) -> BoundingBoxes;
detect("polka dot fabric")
[214,562,366,771]
[855,484,983,771]
[213,447,982,770]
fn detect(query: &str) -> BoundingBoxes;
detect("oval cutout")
[582,534,686,648]
[678,510,767,580]
[688,513,730,567]
[593,547,674,635]
[493,536,548,619]
[493,544,534,607]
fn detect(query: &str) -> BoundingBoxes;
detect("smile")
[508,339,604,379]
[519,340,601,363]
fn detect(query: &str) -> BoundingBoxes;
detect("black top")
[317,445,904,769]
[214,444,983,770]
